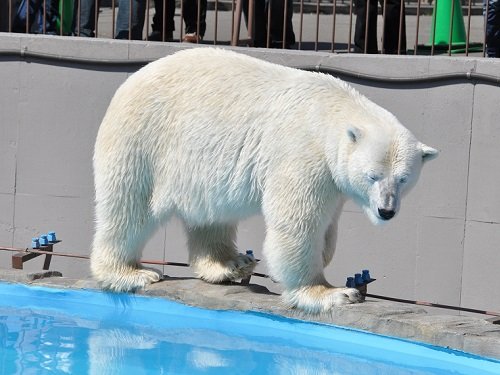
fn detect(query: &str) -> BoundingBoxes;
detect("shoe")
[148,31,173,42]
[182,32,202,43]
[270,40,295,49]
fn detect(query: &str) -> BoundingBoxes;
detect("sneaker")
[182,32,202,43]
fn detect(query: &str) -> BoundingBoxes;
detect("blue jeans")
[485,0,500,57]
[73,0,98,36]
[115,0,146,39]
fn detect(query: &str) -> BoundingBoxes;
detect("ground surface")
[88,2,487,56]
[1,267,499,360]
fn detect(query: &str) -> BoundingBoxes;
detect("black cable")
[0,49,152,66]
[366,293,500,317]
[297,64,500,85]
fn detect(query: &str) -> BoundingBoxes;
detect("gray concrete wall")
[1,33,499,316]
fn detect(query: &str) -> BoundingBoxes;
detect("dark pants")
[150,0,205,38]
[183,0,207,36]
[151,0,175,38]
[12,0,59,33]
[0,0,9,31]
[243,0,295,48]
[354,0,406,54]
[486,0,500,57]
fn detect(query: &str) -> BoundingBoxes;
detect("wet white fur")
[92,48,438,313]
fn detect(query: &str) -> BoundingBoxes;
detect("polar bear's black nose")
[378,208,395,220]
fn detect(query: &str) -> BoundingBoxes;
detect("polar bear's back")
[97,48,324,223]
[100,48,383,141]
[106,48,351,131]
[97,48,328,175]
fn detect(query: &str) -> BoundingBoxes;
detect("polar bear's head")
[332,122,438,226]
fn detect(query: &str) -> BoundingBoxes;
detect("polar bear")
[91,48,438,313]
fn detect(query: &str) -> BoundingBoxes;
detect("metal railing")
[0,0,495,57]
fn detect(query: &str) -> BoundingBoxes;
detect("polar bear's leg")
[322,221,337,267]
[264,226,363,313]
[187,223,256,283]
[91,217,163,292]
[262,180,362,313]
[323,199,345,267]
[91,164,163,292]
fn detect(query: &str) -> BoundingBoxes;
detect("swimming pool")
[0,282,499,375]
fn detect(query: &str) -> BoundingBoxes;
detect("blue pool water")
[0,282,499,375]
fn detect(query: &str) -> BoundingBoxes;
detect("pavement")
[90,1,487,55]
[1,267,499,360]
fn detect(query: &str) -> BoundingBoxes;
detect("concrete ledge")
[1,33,495,82]
[1,268,499,360]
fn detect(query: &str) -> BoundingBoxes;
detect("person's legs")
[267,0,295,48]
[354,0,379,53]
[12,0,39,33]
[115,0,146,39]
[242,0,268,47]
[36,0,59,34]
[73,0,98,37]
[381,0,406,54]
[150,0,175,40]
[0,0,10,31]
[486,0,500,57]
[182,0,207,39]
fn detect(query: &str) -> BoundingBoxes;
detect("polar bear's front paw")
[96,266,163,292]
[330,287,364,305]
[194,253,257,284]
[283,285,364,314]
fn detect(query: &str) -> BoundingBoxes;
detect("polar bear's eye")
[399,176,408,184]
[367,173,381,182]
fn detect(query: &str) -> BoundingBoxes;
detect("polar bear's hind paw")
[97,266,163,292]
[195,253,257,284]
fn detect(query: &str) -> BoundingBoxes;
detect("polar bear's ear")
[421,144,439,162]
[347,126,362,143]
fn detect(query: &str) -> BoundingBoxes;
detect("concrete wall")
[1,33,499,315]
